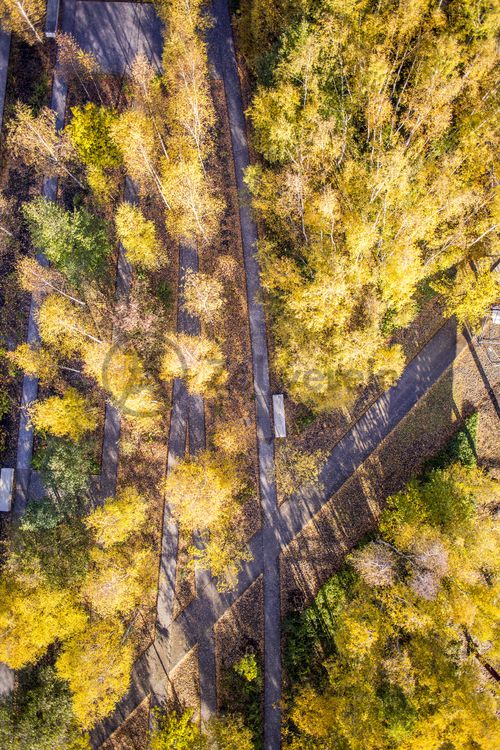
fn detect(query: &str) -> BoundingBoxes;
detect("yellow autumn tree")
[111,110,166,203]
[37,294,103,358]
[164,450,249,589]
[155,0,224,242]
[183,268,225,325]
[160,333,227,396]
[0,569,86,669]
[81,546,155,618]
[83,342,161,432]
[85,486,147,548]
[115,202,165,270]
[0,0,45,44]
[56,619,134,729]
[7,343,59,385]
[433,264,500,330]
[29,388,98,441]
[164,450,244,532]
[7,103,80,184]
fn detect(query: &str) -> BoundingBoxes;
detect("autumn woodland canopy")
[0,0,498,748]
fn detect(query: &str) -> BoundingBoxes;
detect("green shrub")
[283,570,356,688]
[0,389,10,421]
[23,198,112,284]
[0,663,89,750]
[425,412,478,472]
[234,653,260,683]
[154,280,173,309]
[222,652,263,749]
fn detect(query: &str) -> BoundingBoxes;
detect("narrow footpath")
[0,28,10,133]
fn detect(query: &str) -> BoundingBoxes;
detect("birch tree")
[247,0,500,409]
[8,103,82,185]
[0,0,45,44]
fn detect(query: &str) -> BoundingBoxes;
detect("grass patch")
[283,570,356,689]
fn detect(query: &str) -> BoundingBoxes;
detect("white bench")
[0,468,14,512]
[272,394,286,439]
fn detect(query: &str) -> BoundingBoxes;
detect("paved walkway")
[73,1,163,74]
[99,178,135,500]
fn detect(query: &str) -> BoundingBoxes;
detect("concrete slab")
[45,0,61,37]
[0,661,14,697]
[0,468,14,512]
[73,1,163,75]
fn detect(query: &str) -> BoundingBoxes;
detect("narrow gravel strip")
[208,2,281,747]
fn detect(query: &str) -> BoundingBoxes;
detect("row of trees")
[284,459,500,748]
[242,0,499,410]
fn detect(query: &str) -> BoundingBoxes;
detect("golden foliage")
[56,620,134,729]
[85,486,147,548]
[29,388,98,441]
[7,343,59,385]
[160,333,228,396]
[247,0,499,409]
[115,202,165,270]
[0,568,86,669]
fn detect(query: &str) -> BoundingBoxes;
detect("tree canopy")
[284,462,500,749]
[246,0,499,409]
